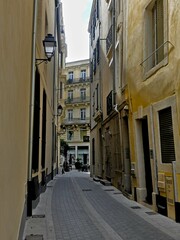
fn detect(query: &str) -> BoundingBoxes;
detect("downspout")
[112,0,116,106]
[51,0,57,179]
[27,0,38,216]
[56,0,62,174]
[52,0,60,177]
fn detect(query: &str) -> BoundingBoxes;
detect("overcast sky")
[61,0,93,62]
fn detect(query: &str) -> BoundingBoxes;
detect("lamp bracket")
[35,58,51,66]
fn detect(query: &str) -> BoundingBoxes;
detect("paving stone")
[24,170,180,240]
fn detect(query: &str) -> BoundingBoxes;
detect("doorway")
[142,117,153,204]
[123,116,131,194]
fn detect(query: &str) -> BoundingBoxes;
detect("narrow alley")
[24,170,180,240]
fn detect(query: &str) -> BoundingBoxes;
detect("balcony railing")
[66,77,90,85]
[65,96,90,104]
[106,25,113,54]
[62,117,90,126]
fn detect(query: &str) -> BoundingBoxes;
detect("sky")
[61,0,93,62]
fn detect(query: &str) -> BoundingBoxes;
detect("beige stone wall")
[0,1,34,238]
[35,0,55,179]
[0,0,58,237]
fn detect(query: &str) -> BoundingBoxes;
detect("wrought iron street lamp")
[57,105,63,116]
[36,33,56,65]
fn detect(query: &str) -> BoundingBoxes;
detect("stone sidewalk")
[23,170,180,240]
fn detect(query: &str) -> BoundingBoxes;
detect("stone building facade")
[89,0,180,222]
[59,59,90,167]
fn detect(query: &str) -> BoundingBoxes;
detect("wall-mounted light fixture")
[57,124,66,136]
[36,33,56,65]
[53,105,63,118]
[57,104,63,116]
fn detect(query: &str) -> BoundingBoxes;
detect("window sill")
[143,57,168,80]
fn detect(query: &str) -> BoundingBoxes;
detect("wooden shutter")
[159,107,176,163]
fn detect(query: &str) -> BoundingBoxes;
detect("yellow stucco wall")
[127,0,180,219]
[127,0,180,111]
[0,1,34,238]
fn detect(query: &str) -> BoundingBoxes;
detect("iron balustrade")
[65,96,90,104]
[62,117,90,126]
[106,25,113,54]
[66,77,90,85]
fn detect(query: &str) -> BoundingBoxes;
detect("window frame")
[143,0,168,79]
[153,95,179,172]
[80,108,86,120]
[67,130,74,141]
[80,88,86,100]
[68,71,74,80]
[68,109,73,121]
[158,107,175,164]
[80,70,86,80]
[68,90,73,100]
[80,128,87,141]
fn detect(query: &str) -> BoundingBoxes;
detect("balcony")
[66,77,90,85]
[62,117,90,126]
[94,110,103,123]
[106,25,113,54]
[65,96,90,105]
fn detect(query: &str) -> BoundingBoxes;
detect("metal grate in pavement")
[104,189,115,191]
[131,206,141,209]
[47,185,53,188]
[25,234,43,240]
[145,211,157,215]
[32,214,45,218]
[82,189,92,191]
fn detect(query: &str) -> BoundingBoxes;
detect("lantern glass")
[43,34,56,60]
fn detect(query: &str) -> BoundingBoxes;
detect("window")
[80,108,86,120]
[158,107,175,163]
[60,82,63,99]
[68,109,73,121]
[90,61,93,81]
[106,25,113,54]
[68,71,74,81]
[92,10,96,40]
[96,0,99,19]
[81,70,86,80]
[92,138,95,165]
[93,48,97,74]
[68,90,73,101]
[96,38,100,65]
[80,88,86,100]
[96,84,99,110]
[80,128,87,141]
[92,92,95,117]
[144,0,168,72]
[67,130,74,141]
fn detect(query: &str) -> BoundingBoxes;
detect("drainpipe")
[27,0,38,217]
[56,0,61,174]
[112,0,116,106]
[52,0,60,177]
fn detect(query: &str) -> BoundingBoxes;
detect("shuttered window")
[158,107,176,163]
